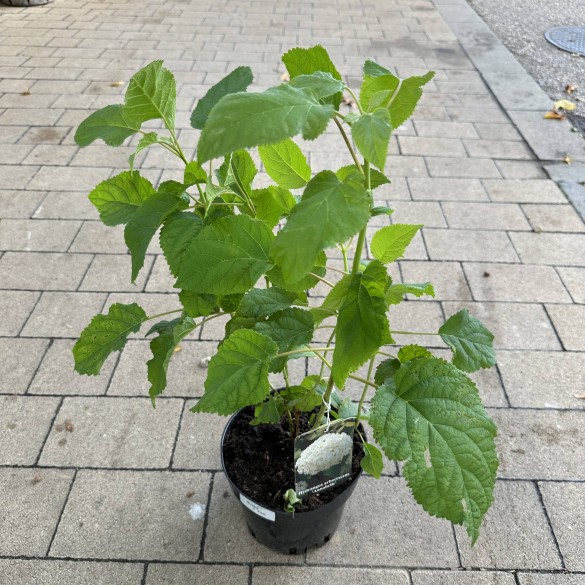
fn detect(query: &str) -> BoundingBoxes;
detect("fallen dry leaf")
[544,110,566,120]
[280,72,290,82]
[174,345,182,353]
[565,84,578,94]
[554,99,577,111]
[574,394,585,399]
[342,96,355,108]
[110,81,124,87]
[20,90,31,96]
[564,155,573,164]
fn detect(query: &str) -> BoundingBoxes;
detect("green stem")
[276,346,335,359]
[391,330,437,336]
[333,117,363,174]
[345,86,365,114]
[317,329,336,380]
[355,357,375,428]
[350,159,371,275]
[348,373,377,388]
[308,272,334,288]
[146,309,183,321]
[312,375,335,430]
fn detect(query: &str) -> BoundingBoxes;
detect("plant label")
[294,418,355,497]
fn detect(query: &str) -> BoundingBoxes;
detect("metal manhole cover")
[545,26,585,56]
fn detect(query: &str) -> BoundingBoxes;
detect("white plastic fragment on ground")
[188,502,206,521]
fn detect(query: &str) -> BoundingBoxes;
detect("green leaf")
[146,316,195,402]
[386,281,435,305]
[279,385,321,412]
[271,171,370,283]
[88,171,155,227]
[129,132,159,170]
[351,108,393,171]
[74,104,141,147]
[311,274,352,325]
[178,290,218,318]
[251,395,285,425]
[288,72,345,101]
[258,138,311,189]
[336,164,390,190]
[255,307,314,372]
[184,161,207,185]
[159,211,204,277]
[124,60,176,131]
[363,60,392,77]
[371,206,394,217]
[439,309,496,373]
[370,224,422,264]
[360,66,435,128]
[237,287,303,318]
[73,303,147,375]
[361,442,384,478]
[197,84,335,163]
[192,329,278,415]
[176,214,274,295]
[250,186,296,228]
[125,188,183,282]
[267,250,326,295]
[374,358,400,385]
[370,357,498,544]
[191,66,254,130]
[332,260,392,387]
[282,45,343,109]
[398,344,433,363]
[218,150,257,198]
[338,397,361,419]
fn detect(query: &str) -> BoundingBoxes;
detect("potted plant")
[72,46,499,553]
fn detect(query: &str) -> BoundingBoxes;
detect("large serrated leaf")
[255,307,314,372]
[88,171,155,226]
[351,108,392,172]
[332,260,392,387]
[439,309,496,373]
[146,316,195,402]
[249,186,296,228]
[74,104,141,147]
[175,214,274,295]
[192,329,278,415]
[386,281,435,305]
[258,138,311,189]
[361,442,384,478]
[124,60,176,131]
[73,303,148,375]
[191,66,253,130]
[159,211,204,277]
[336,165,390,190]
[237,287,302,318]
[271,171,370,283]
[370,224,422,264]
[125,188,183,282]
[370,357,498,544]
[197,84,335,163]
[178,290,217,318]
[288,72,345,101]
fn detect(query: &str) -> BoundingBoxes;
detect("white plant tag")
[294,418,355,497]
[240,493,276,521]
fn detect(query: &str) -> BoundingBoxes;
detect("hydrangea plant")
[73,46,498,544]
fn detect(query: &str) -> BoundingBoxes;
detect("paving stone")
[399,136,467,157]
[70,222,130,254]
[498,350,585,409]
[28,166,112,192]
[0,252,92,290]
[173,402,224,470]
[0,219,82,252]
[546,305,585,351]
[447,107,508,124]
[483,180,567,203]
[254,567,409,585]
[29,339,115,396]
[32,191,98,220]
[21,291,106,338]
[391,201,447,227]
[474,123,523,141]
[0,395,60,464]
[385,154,429,177]
[413,120,479,138]
[523,204,585,233]
[109,340,213,397]
[0,189,46,219]
[556,267,585,303]
[40,397,183,468]
[0,467,74,556]
[442,202,530,230]
[538,482,585,572]
[0,560,143,585]
[389,300,446,347]
[50,469,210,560]
[492,408,585,480]
[306,476,459,567]
[463,263,571,303]
[147,564,248,585]
[518,574,585,585]
[412,570,516,584]
[19,125,72,144]
[69,144,134,168]
[545,162,585,183]
[425,230,518,262]
[464,139,533,160]
[409,178,489,201]
[399,260,472,300]
[145,254,176,292]
[0,290,39,335]
[455,481,561,569]
[22,144,79,166]
[494,161,547,180]
[426,157,502,178]
[0,337,48,394]
[510,233,585,266]
[80,254,152,292]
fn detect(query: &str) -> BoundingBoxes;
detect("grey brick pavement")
[0,0,584,582]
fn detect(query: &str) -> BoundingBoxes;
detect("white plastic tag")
[239,493,276,521]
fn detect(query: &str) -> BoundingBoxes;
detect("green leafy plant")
[73,48,498,544]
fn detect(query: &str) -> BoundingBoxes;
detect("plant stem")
[391,330,437,336]
[275,346,335,359]
[333,117,363,174]
[308,272,334,288]
[317,330,336,380]
[146,309,183,321]
[348,373,377,388]
[312,375,335,430]
[345,86,365,114]
[355,357,375,428]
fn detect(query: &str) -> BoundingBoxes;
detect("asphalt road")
[467,0,585,135]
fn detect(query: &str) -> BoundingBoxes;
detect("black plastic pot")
[220,409,364,555]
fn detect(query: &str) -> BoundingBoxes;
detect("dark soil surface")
[222,407,364,513]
